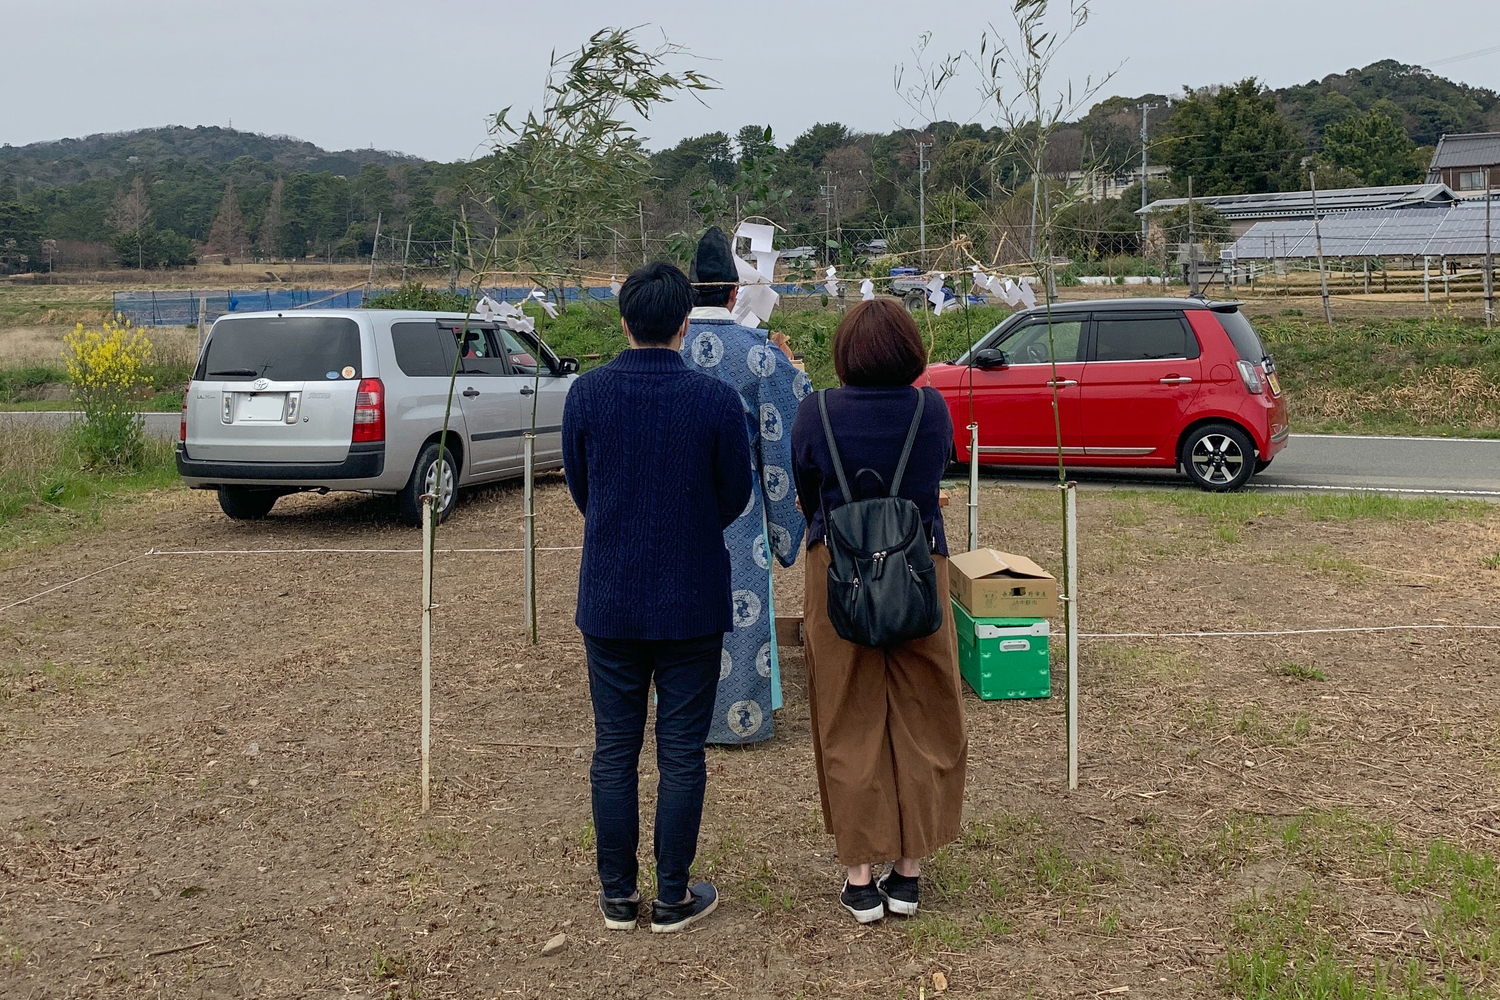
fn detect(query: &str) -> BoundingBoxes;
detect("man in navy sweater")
[562,262,753,934]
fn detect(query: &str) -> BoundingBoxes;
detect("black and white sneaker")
[841,880,885,923]
[598,891,640,931]
[650,882,719,934]
[877,870,920,916]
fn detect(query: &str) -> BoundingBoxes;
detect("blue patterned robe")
[684,310,811,744]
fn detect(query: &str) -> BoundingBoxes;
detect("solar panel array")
[1232,201,1497,259]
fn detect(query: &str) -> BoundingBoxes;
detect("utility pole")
[365,212,382,296]
[917,141,931,263]
[1137,102,1161,271]
[1309,171,1333,326]
[401,223,412,283]
[1187,177,1197,296]
[823,170,835,265]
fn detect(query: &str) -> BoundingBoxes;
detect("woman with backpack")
[790,297,968,924]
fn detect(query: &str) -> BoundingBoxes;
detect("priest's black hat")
[689,226,737,305]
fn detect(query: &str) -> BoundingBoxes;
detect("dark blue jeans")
[582,632,722,904]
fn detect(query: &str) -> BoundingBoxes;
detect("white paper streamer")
[822,265,841,298]
[926,273,948,315]
[860,278,874,301]
[1017,279,1037,309]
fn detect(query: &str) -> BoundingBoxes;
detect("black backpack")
[818,388,944,648]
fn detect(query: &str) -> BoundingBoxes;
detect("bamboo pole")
[967,422,980,552]
[1062,481,1079,791]
[420,493,434,813]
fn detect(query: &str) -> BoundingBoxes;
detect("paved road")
[973,433,1500,498]
[6,411,1498,498]
[0,410,180,440]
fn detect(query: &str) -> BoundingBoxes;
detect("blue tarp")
[113,282,830,327]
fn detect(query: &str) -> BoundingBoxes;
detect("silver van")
[177,309,579,524]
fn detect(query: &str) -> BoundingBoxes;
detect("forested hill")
[0,125,424,189]
[1,60,1497,272]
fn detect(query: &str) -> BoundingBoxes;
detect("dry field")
[2,477,1499,999]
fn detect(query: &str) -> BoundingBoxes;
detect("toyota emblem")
[253,378,270,391]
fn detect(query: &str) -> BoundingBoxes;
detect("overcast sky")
[7,1,1500,161]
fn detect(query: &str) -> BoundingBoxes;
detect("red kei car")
[922,298,1289,491]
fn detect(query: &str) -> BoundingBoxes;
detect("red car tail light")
[352,377,385,443]
[1235,359,1264,394]
[180,382,190,442]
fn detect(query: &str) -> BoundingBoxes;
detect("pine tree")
[258,177,284,257]
[204,181,249,258]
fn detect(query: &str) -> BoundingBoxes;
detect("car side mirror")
[558,357,581,375]
[972,348,1009,370]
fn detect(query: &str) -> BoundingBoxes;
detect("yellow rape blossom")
[63,315,155,468]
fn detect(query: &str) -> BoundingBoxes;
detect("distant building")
[1137,183,1459,239]
[1425,132,1500,196]
[1058,164,1171,203]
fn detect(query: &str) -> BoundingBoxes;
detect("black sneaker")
[650,882,718,934]
[598,891,640,931]
[877,870,920,916]
[841,880,885,923]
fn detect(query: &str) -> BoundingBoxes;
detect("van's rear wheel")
[217,486,280,520]
[1181,423,1256,492]
[399,442,458,526]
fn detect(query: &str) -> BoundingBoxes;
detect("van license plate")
[236,392,286,422]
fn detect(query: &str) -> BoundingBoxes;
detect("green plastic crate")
[952,599,1050,700]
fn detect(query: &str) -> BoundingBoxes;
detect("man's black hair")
[689,226,736,308]
[618,262,693,345]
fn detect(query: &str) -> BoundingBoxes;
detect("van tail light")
[1236,360,1264,395]
[352,377,385,443]
[180,382,190,442]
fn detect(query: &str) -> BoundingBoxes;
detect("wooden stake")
[1309,172,1332,325]
[523,433,538,644]
[1063,480,1079,791]
[421,493,434,813]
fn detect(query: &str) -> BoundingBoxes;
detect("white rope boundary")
[4,545,1497,640]
[0,545,581,612]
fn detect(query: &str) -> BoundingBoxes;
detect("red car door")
[969,314,1086,461]
[1081,311,1204,461]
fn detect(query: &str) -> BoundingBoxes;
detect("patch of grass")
[1259,315,1500,438]
[371,947,410,979]
[1,932,24,969]
[1481,553,1500,571]
[576,820,595,852]
[0,426,178,553]
[1272,661,1328,682]
[735,860,796,915]
[1234,706,1312,748]
[903,912,989,953]
[421,828,466,854]
[1092,643,1203,684]
[1153,489,1486,525]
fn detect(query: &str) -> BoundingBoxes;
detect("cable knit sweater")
[562,348,754,640]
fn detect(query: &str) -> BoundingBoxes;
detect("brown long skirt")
[803,543,968,865]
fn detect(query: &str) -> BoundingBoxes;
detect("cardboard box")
[947,548,1058,618]
[775,616,805,647]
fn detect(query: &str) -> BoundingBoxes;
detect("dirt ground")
[2,478,1500,999]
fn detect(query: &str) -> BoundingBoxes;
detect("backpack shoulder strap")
[817,389,854,505]
[889,387,926,497]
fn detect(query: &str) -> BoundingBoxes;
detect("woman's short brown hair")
[832,297,929,386]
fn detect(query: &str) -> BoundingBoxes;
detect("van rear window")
[197,317,361,382]
[1215,310,1267,362]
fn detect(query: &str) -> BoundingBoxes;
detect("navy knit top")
[791,385,953,557]
[562,348,754,640]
